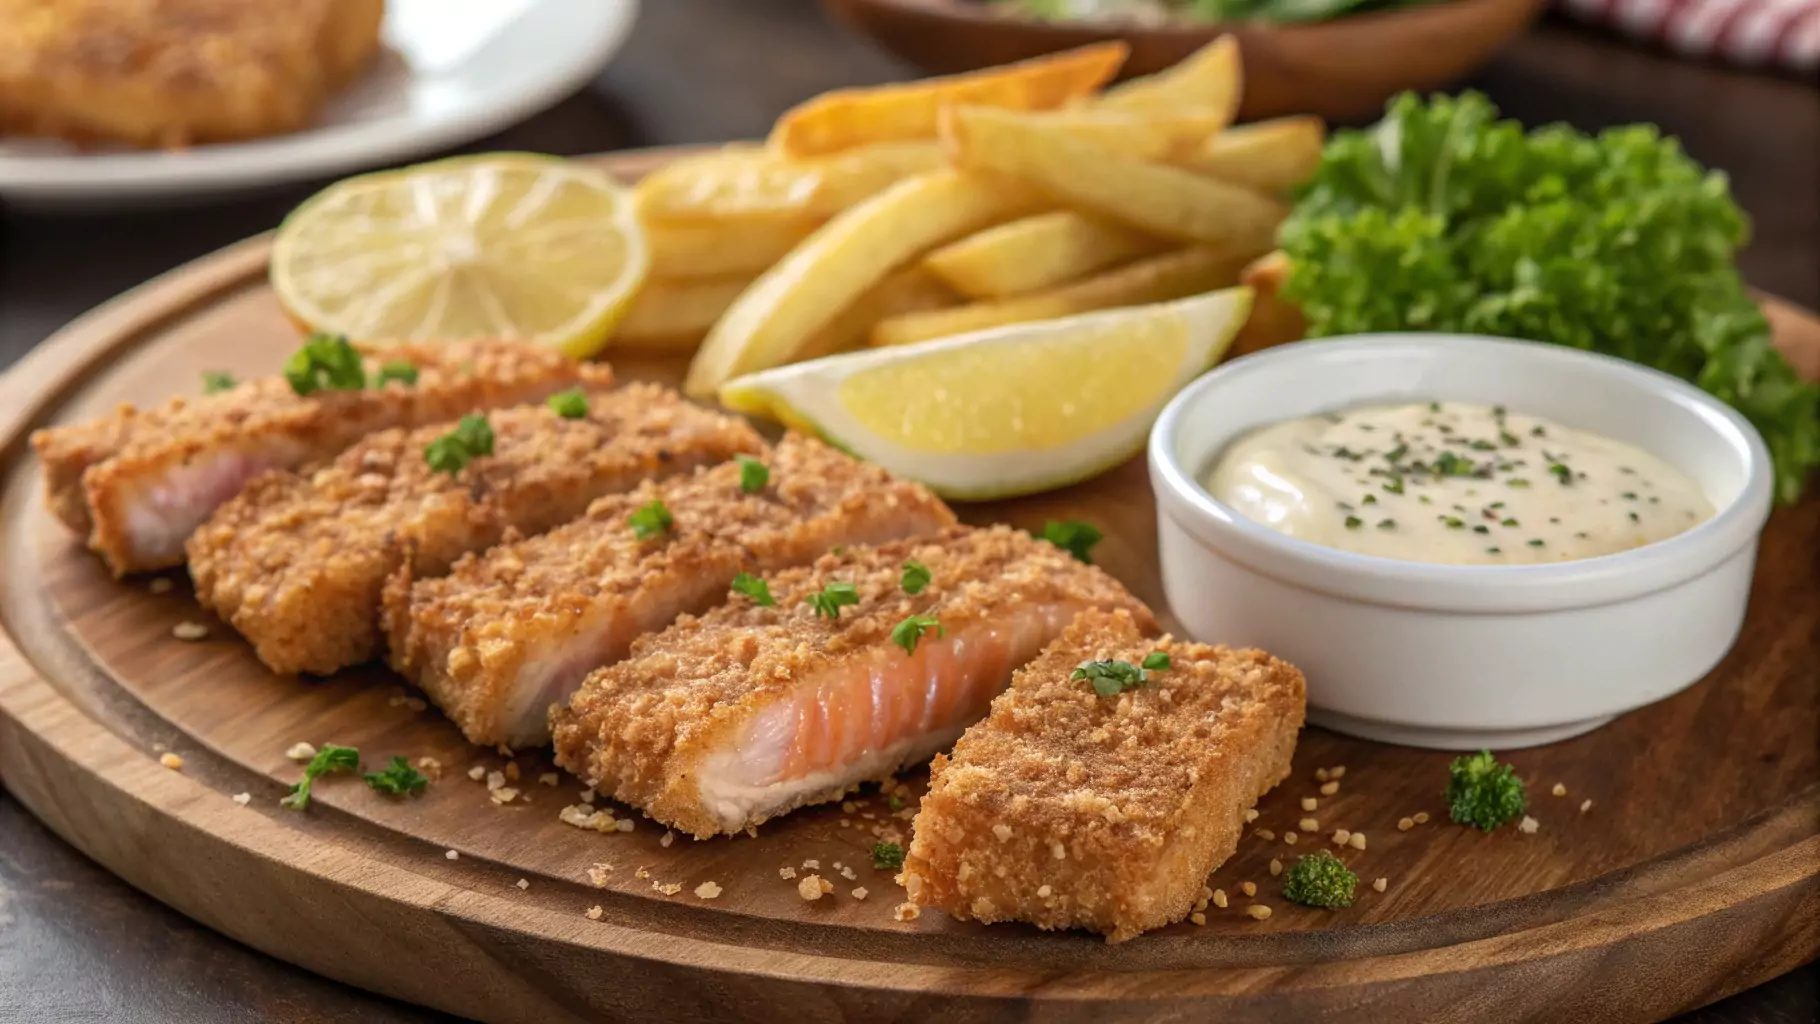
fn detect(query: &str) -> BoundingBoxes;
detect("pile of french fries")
[608,38,1323,399]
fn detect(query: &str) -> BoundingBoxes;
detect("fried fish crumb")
[798,874,833,901]
[839,866,858,881]
[446,850,460,861]
[586,906,604,920]
[1319,780,1340,796]
[415,757,443,780]
[1413,811,1430,824]
[660,831,675,848]
[1552,782,1568,797]
[515,878,530,890]
[1190,912,1207,926]
[1349,832,1367,850]
[1519,816,1540,834]
[504,762,521,782]
[635,866,650,879]
[779,866,798,880]
[287,742,318,762]
[587,863,615,887]
[1372,877,1388,893]
[490,787,519,805]
[1315,767,1330,782]
[1246,904,1273,921]
[1284,831,1298,844]
[1330,766,1346,780]
[852,887,869,900]
[486,770,506,791]
[149,578,174,594]
[467,764,487,781]
[1299,817,1320,832]
[1397,816,1415,831]
[579,788,596,803]
[653,881,682,896]
[172,621,209,641]
[802,859,820,870]
[539,773,560,787]
[232,792,251,805]
[1212,889,1229,908]
[1269,858,1283,877]
[1255,829,1276,841]
[1332,828,1352,846]
[1240,881,1257,897]
[159,752,183,770]
[1244,808,1259,823]
[695,881,723,900]
[1580,799,1593,813]
[893,902,920,922]
[1301,797,1318,811]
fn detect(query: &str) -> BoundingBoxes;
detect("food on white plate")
[1278,90,1819,502]
[684,169,1043,397]
[720,288,1251,500]
[941,103,1286,257]
[188,384,761,676]
[271,154,648,360]
[768,42,1128,158]
[633,141,946,221]
[902,607,1305,943]
[0,0,383,149]
[383,435,955,749]
[1203,401,1714,565]
[32,336,589,576]
[1179,116,1327,195]
[922,211,1167,300]
[872,246,1249,348]
[551,526,1154,839]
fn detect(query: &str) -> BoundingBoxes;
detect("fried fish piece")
[903,608,1306,943]
[188,384,761,677]
[551,526,1156,839]
[0,0,385,149]
[385,434,956,750]
[33,339,596,576]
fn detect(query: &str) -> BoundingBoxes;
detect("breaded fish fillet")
[188,384,761,677]
[385,435,955,750]
[903,609,1306,943]
[32,339,593,576]
[551,526,1156,839]
[0,0,385,149]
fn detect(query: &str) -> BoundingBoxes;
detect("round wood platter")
[2,149,1817,1023]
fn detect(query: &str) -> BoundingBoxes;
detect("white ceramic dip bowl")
[1147,334,1775,750]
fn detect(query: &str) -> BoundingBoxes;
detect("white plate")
[0,0,639,210]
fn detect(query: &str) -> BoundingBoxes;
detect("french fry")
[684,168,1042,397]
[871,246,1247,348]
[768,42,1128,158]
[1228,249,1306,360]
[614,277,753,351]
[923,211,1166,299]
[634,141,944,221]
[646,215,823,279]
[1035,106,1229,161]
[800,266,962,358]
[1101,35,1241,130]
[1182,116,1326,196]
[942,104,1286,258]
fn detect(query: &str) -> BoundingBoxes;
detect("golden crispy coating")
[385,434,956,749]
[32,339,595,575]
[904,608,1305,943]
[552,525,1156,839]
[0,0,385,149]
[188,384,760,677]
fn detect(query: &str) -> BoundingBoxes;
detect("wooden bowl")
[819,0,1546,121]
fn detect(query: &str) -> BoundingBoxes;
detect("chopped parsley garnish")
[282,744,359,811]
[363,756,429,797]
[1384,443,1409,463]
[284,333,366,396]
[1486,546,1501,554]
[1381,474,1405,495]
[887,795,905,811]
[890,615,943,655]
[1428,402,1442,413]
[1441,515,1464,529]
[1282,850,1358,909]
[1361,493,1377,504]
[374,361,420,388]
[546,388,589,418]
[1528,538,1545,547]
[201,370,237,394]
[1142,652,1171,671]
[1629,511,1641,522]
[424,414,495,475]
[871,841,906,871]
[1378,518,1396,530]
[1548,462,1573,485]
[1620,491,1638,500]
[1344,515,1363,529]
[1431,451,1479,477]
[1073,659,1149,698]
[1038,520,1102,564]
[900,559,931,595]
[628,499,674,540]
[735,455,769,493]
[805,581,859,619]
[730,572,774,606]
[1531,426,1547,438]
[1473,525,1490,534]
[1507,478,1531,488]
[1501,517,1519,527]
[1446,749,1526,830]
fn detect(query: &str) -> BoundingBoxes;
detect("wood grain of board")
[0,149,1816,1023]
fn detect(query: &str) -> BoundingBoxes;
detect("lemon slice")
[271,153,648,359]
[720,287,1252,500]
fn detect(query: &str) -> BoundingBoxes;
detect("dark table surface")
[1,2,1815,1021]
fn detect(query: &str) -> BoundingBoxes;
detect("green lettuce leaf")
[1280,92,1818,502]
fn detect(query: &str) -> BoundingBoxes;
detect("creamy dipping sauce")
[1204,402,1713,565]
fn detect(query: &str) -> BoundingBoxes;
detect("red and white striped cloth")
[1558,0,1820,72]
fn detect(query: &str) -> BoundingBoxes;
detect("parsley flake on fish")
[1037,519,1102,564]
[730,572,775,606]
[284,333,366,396]
[201,370,237,394]
[424,414,495,475]
[805,581,859,619]
[736,455,769,493]
[628,499,674,540]
[373,361,419,388]
[1142,652,1171,671]
[1073,659,1148,698]
[899,559,931,595]
[546,388,589,418]
[890,615,943,654]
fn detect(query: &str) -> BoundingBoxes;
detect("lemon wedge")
[720,287,1252,499]
[271,153,648,359]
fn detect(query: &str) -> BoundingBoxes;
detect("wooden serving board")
[1,149,1817,1024]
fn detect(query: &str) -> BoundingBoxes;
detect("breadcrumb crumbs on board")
[851,887,869,901]
[1519,816,1540,834]
[779,866,797,880]
[1580,800,1593,813]
[1349,832,1367,851]
[153,742,167,753]
[586,906,604,921]
[1373,877,1388,893]
[486,771,506,791]
[1212,889,1229,908]
[446,850,460,861]
[159,752,183,770]
[1240,881,1257,897]
[636,866,651,879]
[286,742,317,762]
[1301,797,1318,811]
[893,903,920,922]
[1332,829,1352,846]
[1397,816,1415,831]
[1256,829,1276,841]
[490,787,519,805]
[1190,912,1207,926]
[1269,858,1283,876]
[172,621,209,641]
[505,762,521,782]
[149,577,173,594]
[539,773,560,787]
[1552,783,1568,797]
[653,881,682,896]
[696,881,722,900]
[516,879,530,890]
[579,788,596,803]
[1246,905,1273,921]
[1284,831,1298,845]
[798,875,833,901]
[587,864,614,887]
[231,792,251,805]
[801,859,820,870]
[839,866,857,881]
[415,757,443,780]
[1300,817,1319,832]
[661,831,675,848]
[1330,766,1346,780]
[467,765,487,781]
[1320,780,1340,796]
[1413,812,1430,824]
[1244,808,1259,823]
[1315,767,1329,782]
